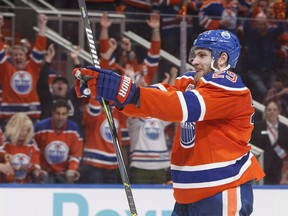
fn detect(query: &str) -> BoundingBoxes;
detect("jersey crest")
[11,153,30,180]
[180,122,196,148]
[142,118,161,140]
[11,71,32,94]
[100,119,119,143]
[44,140,69,164]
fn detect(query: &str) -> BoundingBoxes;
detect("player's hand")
[38,13,48,26]
[38,13,48,35]
[70,46,81,61]
[66,170,80,183]
[0,163,14,175]
[147,11,160,29]
[33,169,48,183]
[4,153,12,163]
[45,43,55,63]
[72,66,139,109]
[100,12,112,28]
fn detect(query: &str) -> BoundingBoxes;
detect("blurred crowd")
[1,0,288,185]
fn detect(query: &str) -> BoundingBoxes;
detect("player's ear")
[218,52,229,68]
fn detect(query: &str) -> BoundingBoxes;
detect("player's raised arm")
[37,14,48,36]
[72,66,185,122]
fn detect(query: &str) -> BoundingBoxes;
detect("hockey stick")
[77,1,138,215]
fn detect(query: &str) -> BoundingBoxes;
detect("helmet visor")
[188,46,212,65]
[188,46,196,64]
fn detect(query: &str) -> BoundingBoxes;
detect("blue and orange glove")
[72,66,139,109]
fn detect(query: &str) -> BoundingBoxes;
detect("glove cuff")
[117,76,134,104]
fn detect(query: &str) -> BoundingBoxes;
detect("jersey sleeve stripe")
[30,49,45,63]
[144,58,159,67]
[68,156,80,163]
[177,91,188,122]
[182,90,204,122]
[0,49,6,63]
[88,103,101,116]
[192,90,206,121]
[152,83,168,91]
[121,129,130,141]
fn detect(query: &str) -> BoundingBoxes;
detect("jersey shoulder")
[34,118,52,131]
[66,119,79,131]
[202,70,247,90]
[174,71,196,89]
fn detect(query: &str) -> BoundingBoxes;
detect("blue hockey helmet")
[190,30,240,68]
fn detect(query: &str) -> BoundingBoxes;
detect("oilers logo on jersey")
[181,80,196,148]
[11,153,30,180]
[142,119,161,140]
[44,141,69,164]
[180,122,196,148]
[100,119,119,143]
[11,71,33,95]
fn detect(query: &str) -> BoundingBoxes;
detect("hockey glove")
[72,66,139,109]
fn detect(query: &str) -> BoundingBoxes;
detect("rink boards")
[0,184,287,216]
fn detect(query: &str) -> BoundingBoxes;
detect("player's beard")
[194,70,205,85]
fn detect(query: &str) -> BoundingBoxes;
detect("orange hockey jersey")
[0,141,41,183]
[123,70,265,204]
[82,100,130,170]
[34,118,83,173]
[0,35,46,120]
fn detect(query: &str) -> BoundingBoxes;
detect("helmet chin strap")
[211,58,231,72]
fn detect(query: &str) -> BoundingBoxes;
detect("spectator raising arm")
[0,13,48,127]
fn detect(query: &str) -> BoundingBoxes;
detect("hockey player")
[73,29,265,215]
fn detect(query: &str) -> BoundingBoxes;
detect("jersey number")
[212,71,237,83]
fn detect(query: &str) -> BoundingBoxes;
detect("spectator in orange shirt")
[34,99,83,183]
[0,113,47,183]
[0,14,48,129]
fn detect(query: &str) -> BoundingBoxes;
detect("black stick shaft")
[77,1,138,215]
